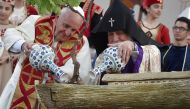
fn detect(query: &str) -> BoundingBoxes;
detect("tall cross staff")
[69,0,95,84]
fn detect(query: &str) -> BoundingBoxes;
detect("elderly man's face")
[55,8,83,42]
[108,31,129,44]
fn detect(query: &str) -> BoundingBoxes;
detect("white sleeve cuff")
[9,40,25,53]
[131,43,139,62]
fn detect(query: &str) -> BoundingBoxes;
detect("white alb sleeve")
[9,40,26,53]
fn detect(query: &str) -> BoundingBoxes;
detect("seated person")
[161,17,190,71]
[0,0,15,95]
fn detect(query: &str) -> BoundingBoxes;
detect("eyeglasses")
[172,26,188,32]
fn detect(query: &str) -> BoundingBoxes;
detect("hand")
[10,16,24,26]
[108,41,134,64]
[0,55,10,65]
[21,42,34,56]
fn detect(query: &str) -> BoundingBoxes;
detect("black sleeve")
[90,12,103,31]
[88,32,108,56]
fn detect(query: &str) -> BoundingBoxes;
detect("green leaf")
[26,0,81,15]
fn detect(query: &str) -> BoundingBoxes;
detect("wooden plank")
[36,81,190,109]
[102,72,190,82]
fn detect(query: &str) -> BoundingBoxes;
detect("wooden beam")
[102,71,190,82]
[36,79,190,109]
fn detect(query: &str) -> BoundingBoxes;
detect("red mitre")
[143,0,163,9]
